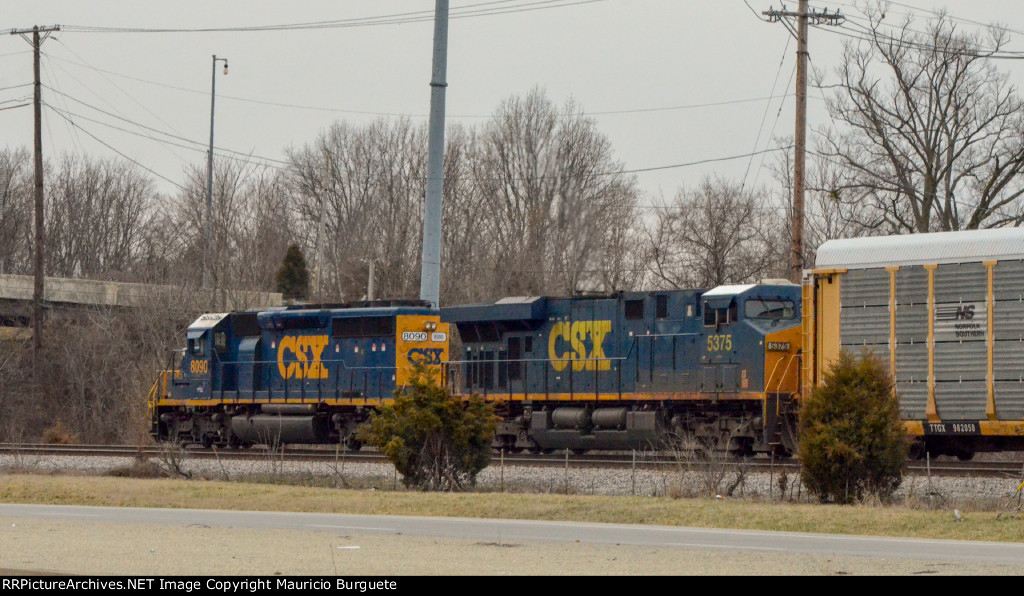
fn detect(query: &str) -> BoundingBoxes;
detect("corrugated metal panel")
[994,260,1024,300]
[840,305,889,345]
[895,304,928,344]
[895,267,928,306]
[934,341,987,381]
[933,263,986,303]
[896,381,927,419]
[935,381,987,419]
[992,302,1024,340]
[816,228,1024,270]
[840,268,890,307]
[994,341,1024,379]
[994,381,1024,420]
[895,342,928,382]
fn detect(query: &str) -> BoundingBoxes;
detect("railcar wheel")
[956,450,975,462]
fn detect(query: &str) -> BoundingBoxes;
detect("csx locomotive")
[150,228,1024,458]
[149,301,449,450]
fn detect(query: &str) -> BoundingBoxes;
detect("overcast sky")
[2,1,1023,203]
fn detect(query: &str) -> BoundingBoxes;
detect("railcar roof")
[816,228,1024,270]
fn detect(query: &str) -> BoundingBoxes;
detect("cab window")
[703,301,737,326]
[214,331,228,353]
[189,336,206,356]
[744,299,796,320]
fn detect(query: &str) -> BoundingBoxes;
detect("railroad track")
[2,442,1023,478]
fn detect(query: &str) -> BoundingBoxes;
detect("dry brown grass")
[1,473,1022,543]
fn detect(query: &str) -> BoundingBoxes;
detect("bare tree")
[172,158,293,296]
[440,124,496,305]
[287,118,425,302]
[474,87,642,296]
[647,176,785,289]
[46,155,156,280]
[772,141,882,266]
[821,6,1024,232]
[0,149,33,276]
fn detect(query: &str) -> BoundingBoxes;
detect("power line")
[40,85,290,165]
[61,0,605,34]
[742,33,792,190]
[45,106,187,192]
[42,101,290,173]
[45,52,797,119]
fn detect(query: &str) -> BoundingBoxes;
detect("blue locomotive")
[149,301,449,448]
[442,282,802,455]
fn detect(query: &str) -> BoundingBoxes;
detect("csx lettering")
[548,320,611,372]
[189,360,209,374]
[706,334,732,352]
[408,347,444,366]
[277,335,329,379]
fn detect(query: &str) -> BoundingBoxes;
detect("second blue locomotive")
[442,282,802,455]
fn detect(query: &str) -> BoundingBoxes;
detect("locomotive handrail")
[765,354,788,394]
[773,353,799,394]
[201,357,401,403]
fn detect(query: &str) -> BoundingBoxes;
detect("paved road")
[2,503,1023,568]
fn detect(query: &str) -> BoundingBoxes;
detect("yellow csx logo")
[277,335,329,379]
[548,320,611,372]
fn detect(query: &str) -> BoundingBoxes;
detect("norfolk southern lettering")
[935,303,986,338]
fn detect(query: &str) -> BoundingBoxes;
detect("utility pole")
[419,0,449,308]
[205,55,228,302]
[763,3,843,282]
[10,25,60,371]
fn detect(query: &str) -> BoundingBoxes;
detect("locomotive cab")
[178,313,231,397]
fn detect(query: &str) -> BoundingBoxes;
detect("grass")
[1,472,1023,543]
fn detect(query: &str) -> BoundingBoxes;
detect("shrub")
[799,349,908,504]
[359,368,496,491]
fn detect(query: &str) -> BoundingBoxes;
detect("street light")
[203,54,228,291]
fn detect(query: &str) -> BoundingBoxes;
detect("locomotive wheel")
[346,436,363,452]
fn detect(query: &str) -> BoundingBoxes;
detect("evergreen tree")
[360,368,497,491]
[799,350,908,504]
[276,243,310,300]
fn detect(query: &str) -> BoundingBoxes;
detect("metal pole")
[368,261,375,302]
[419,0,449,307]
[205,55,227,294]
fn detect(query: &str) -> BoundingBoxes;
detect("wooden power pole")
[10,25,61,368]
[763,3,842,282]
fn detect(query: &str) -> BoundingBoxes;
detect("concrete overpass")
[0,274,282,324]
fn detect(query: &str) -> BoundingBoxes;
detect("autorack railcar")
[803,228,1024,460]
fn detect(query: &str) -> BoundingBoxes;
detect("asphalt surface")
[0,504,1022,575]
